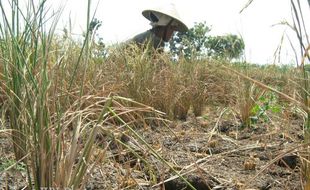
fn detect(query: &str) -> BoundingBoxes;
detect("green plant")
[250,92,282,125]
[0,158,26,172]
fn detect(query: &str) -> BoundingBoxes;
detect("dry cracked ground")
[0,106,305,190]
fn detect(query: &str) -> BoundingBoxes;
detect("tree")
[89,18,102,34]
[206,34,245,60]
[169,22,210,59]
[169,22,245,61]
[88,18,107,59]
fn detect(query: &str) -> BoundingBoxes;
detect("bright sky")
[53,0,309,64]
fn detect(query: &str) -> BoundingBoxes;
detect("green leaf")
[271,105,281,113]
[251,104,260,114]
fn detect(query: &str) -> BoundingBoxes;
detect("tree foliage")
[169,22,210,59]
[169,22,245,61]
[89,18,102,33]
[206,34,245,60]
[89,18,107,58]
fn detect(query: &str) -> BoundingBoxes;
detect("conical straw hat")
[142,3,188,32]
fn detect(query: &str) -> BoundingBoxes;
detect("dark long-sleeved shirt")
[130,30,165,50]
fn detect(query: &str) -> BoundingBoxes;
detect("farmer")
[130,3,188,51]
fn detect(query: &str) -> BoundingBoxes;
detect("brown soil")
[0,107,306,190]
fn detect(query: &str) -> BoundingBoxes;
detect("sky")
[46,0,310,64]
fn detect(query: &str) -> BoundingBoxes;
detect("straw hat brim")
[142,9,188,32]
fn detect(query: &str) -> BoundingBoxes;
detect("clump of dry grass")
[236,80,265,127]
[95,45,211,120]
